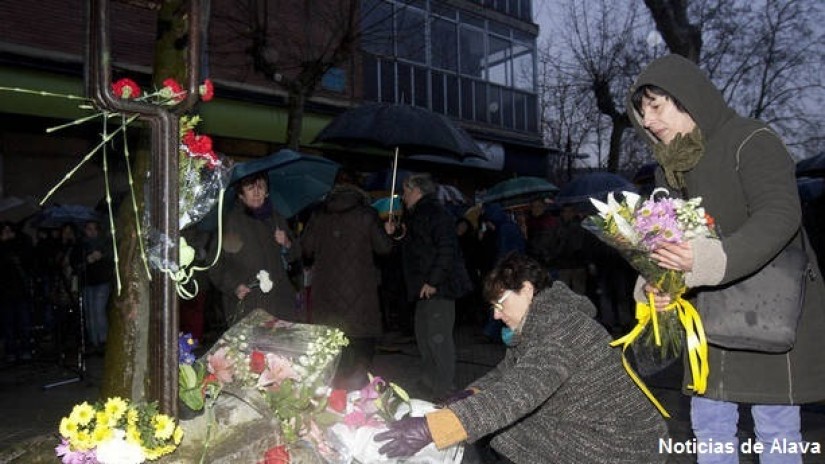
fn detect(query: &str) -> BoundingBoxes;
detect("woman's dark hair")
[630,84,689,116]
[237,172,269,191]
[482,252,552,302]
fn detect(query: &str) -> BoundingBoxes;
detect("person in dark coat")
[628,54,825,463]
[385,173,472,399]
[301,183,394,390]
[208,172,302,326]
[0,222,34,362]
[71,220,113,353]
[374,253,668,463]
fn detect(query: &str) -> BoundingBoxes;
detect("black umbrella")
[33,204,103,228]
[796,152,825,177]
[314,102,485,159]
[555,172,636,205]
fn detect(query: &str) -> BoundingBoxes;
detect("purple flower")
[55,437,97,464]
[178,332,198,365]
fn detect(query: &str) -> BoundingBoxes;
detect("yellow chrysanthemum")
[74,431,94,451]
[91,425,113,445]
[152,414,175,441]
[59,417,78,437]
[173,426,184,445]
[126,408,139,425]
[104,397,129,420]
[95,411,110,428]
[125,424,142,444]
[69,402,95,426]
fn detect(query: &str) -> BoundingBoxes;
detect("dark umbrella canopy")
[314,102,486,159]
[230,149,340,218]
[482,177,559,204]
[796,152,825,177]
[555,172,636,205]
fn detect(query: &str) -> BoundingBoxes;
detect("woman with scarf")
[628,54,825,463]
[374,253,668,463]
[209,172,302,325]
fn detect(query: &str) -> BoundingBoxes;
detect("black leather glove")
[436,388,475,408]
[374,416,433,458]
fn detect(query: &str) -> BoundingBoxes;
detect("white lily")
[614,214,640,245]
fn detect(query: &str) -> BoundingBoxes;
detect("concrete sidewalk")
[2,324,824,463]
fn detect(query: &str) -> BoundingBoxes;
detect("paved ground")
[2,323,824,463]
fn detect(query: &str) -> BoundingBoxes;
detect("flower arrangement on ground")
[178,310,350,463]
[583,189,714,402]
[55,397,183,464]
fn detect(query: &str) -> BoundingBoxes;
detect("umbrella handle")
[388,147,400,219]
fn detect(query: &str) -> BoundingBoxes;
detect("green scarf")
[652,127,705,190]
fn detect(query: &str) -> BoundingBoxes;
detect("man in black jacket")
[385,173,471,399]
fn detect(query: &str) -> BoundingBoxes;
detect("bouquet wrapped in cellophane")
[582,189,715,410]
[176,309,350,463]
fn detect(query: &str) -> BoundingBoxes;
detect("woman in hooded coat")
[627,54,825,463]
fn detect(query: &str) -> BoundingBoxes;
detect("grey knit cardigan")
[448,282,669,463]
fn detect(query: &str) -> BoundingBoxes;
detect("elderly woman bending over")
[375,252,668,463]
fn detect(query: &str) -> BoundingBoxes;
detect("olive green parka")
[627,54,825,404]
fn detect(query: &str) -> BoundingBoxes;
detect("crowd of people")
[2,53,823,464]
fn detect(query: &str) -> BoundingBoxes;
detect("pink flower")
[342,410,383,429]
[257,353,299,389]
[207,347,235,384]
[112,78,141,99]
[199,79,214,102]
[55,437,96,463]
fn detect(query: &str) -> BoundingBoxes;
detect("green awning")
[0,66,331,144]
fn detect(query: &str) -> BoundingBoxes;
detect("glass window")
[432,71,445,113]
[460,77,474,120]
[488,85,502,126]
[397,62,412,103]
[432,3,456,19]
[361,0,394,57]
[487,35,511,86]
[431,18,457,71]
[459,26,485,78]
[363,55,379,101]
[519,0,531,20]
[397,6,426,64]
[526,93,537,132]
[514,91,526,131]
[380,59,395,102]
[502,88,514,129]
[321,67,346,93]
[512,42,534,91]
[489,20,509,36]
[414,66,428,108]
[446,75,459,117]
[474,80,488,123]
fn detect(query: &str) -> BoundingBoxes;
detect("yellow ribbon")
[610,292,710,418]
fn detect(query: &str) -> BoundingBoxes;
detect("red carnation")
[261,445,290,464]
[112,78,141,99]
[182,131,213,155]
[249,350,266,374]
[162,78,186,102]
[328,389,347,413]
[199,79,214,102]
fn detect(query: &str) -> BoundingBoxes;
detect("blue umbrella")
[482,177,559,203]
[34,204,102,228]
[796,152,825,177]
[371,195,401,216]
[230,149,340,218]
[555,172,636,205]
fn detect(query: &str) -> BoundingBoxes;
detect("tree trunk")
[285,86,306,151]
[643,0,702,62]
[100,0,189,400]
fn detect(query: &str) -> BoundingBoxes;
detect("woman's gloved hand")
[374,416,433,458]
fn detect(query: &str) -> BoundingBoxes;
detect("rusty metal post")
[86,0,205,416]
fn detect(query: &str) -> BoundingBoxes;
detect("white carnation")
[257,270,273,293]
[95,429,146,464]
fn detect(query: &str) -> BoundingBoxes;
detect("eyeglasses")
[491,290,512,313]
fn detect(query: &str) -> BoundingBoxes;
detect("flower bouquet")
[175,309,350,464]
[583,189,714,405]
[55,397,183,464]
[327,375,464,464]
